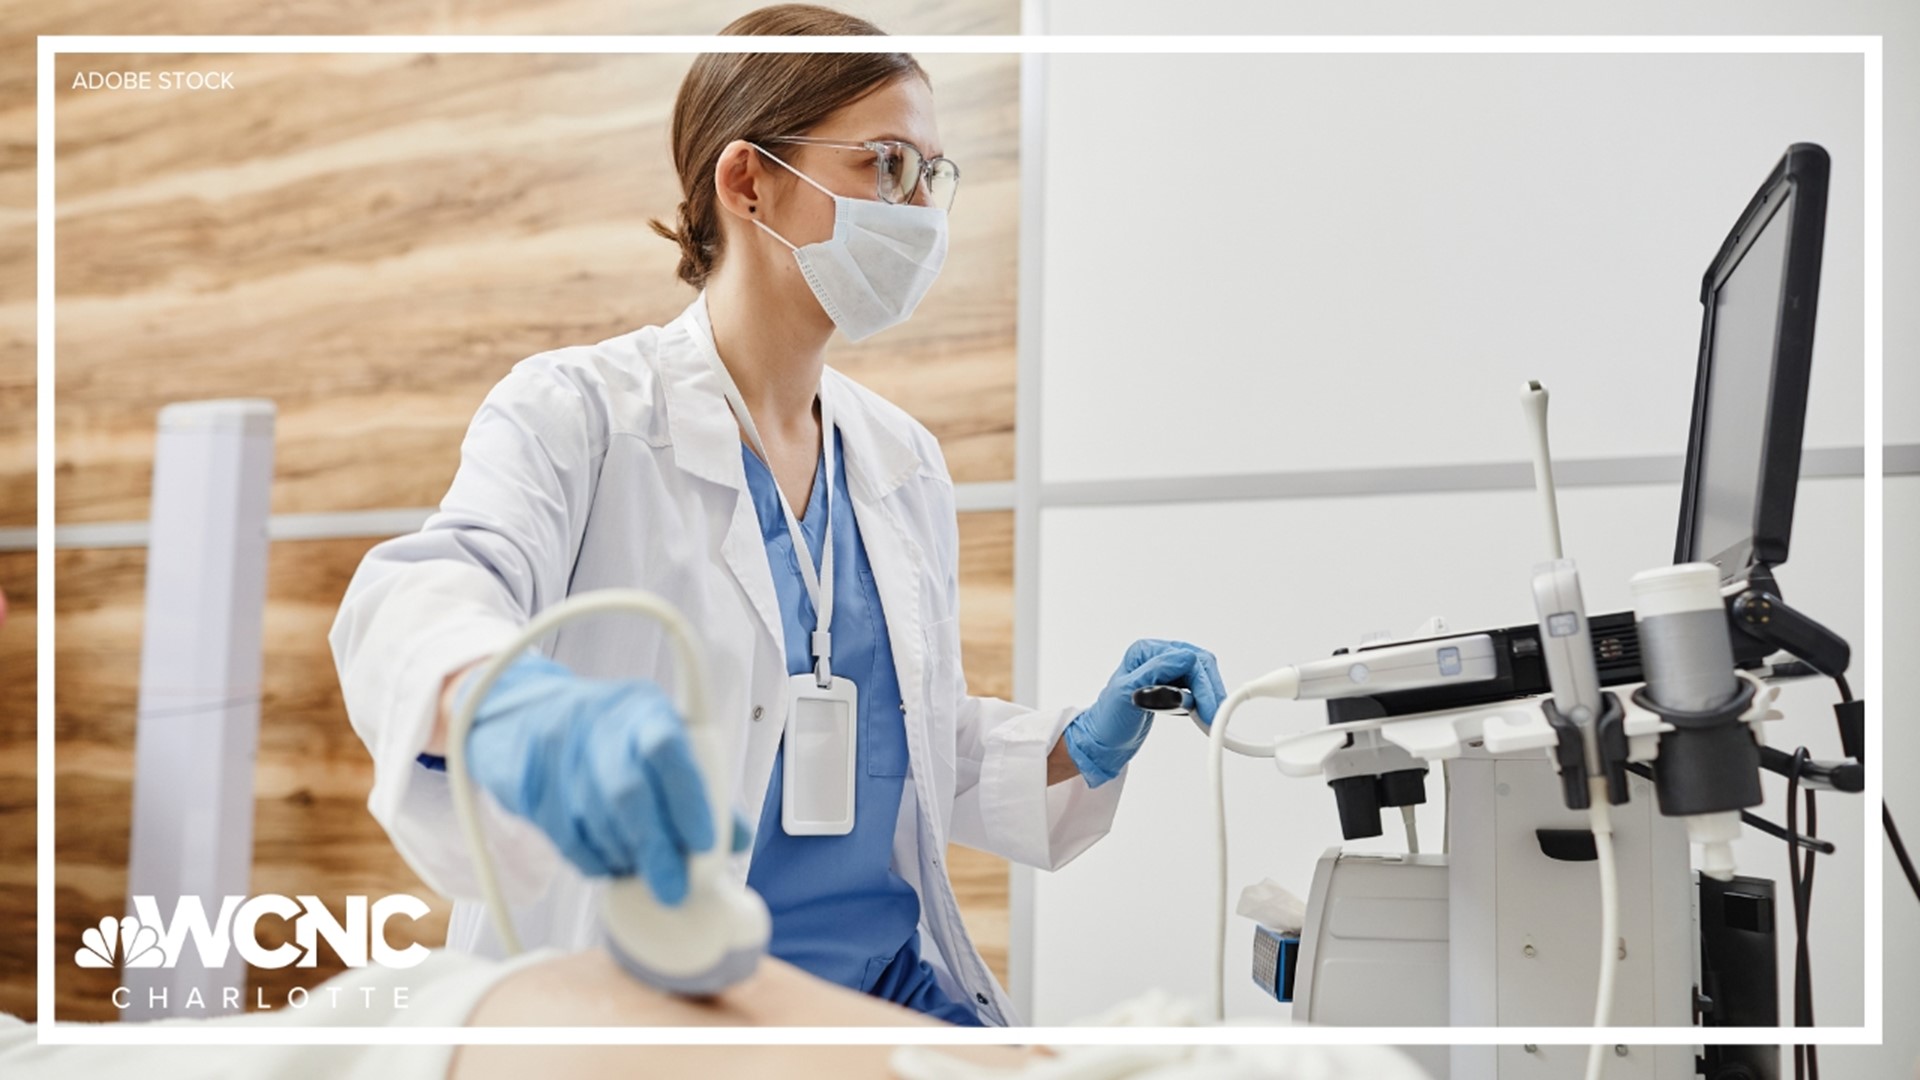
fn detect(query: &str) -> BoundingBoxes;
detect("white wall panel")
[1039,0,1919,445]
[1030,476,1867,1027]
[1039,52,1866,484]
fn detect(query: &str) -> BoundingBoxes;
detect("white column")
[122,400,275,1020]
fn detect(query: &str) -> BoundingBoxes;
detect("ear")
[713,140,770,226]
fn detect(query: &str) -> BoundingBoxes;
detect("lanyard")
[695,325,837,688]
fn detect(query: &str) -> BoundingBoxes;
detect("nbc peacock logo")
[76,915,168,969]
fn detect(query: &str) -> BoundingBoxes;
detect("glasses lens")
[867,143,909,203]
[927,159,960,210]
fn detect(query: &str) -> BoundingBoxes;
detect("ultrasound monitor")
[1343,144,1842,719]
[1675,143,1830,586]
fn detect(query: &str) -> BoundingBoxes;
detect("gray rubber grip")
[1638,608,1738,712]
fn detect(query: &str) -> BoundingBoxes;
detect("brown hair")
[649,5,927,290]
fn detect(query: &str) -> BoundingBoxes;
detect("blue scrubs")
[741,430,981,1026]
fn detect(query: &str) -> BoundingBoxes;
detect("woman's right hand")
[461,654,718,904]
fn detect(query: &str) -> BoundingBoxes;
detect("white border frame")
[36,33,1881,1050]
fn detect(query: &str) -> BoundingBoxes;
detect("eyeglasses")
[762,136,961,211]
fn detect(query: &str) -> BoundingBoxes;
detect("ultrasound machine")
[1173,144,1885,1080]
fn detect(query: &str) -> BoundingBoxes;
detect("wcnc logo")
[75,895,431,972]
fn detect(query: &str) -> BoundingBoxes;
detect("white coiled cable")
[443,588,768,988]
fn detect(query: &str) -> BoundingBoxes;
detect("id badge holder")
[781,673,858,836]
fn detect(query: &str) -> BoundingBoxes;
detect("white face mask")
[750,143,949,343]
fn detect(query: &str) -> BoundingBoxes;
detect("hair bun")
[649,198,714,289]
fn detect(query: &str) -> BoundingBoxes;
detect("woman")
[330,4,1225,1026]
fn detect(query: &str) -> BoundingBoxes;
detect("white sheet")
[892,1044,1432,1080]
[890,990,1432,1080]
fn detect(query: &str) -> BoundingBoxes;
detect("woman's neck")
[703,270,833,439]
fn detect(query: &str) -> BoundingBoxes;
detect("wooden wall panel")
[0,2,1019,530]
[947,510,1013,976]
[0,551,37,1019]
[45,46,1016,525]
[40,509,1011,1021]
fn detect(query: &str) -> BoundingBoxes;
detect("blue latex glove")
[460,653,728,904]
[1063,638,1227,787]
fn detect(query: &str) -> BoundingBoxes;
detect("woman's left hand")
[1061,639,1226,787]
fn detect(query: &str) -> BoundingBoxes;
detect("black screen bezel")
[1673,143,1830,582]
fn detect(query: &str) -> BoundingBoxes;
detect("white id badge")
[781,673,859,836]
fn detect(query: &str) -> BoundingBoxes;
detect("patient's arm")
[454,951,1029,1080]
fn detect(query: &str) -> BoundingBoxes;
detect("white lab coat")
[328,292,1126,1025]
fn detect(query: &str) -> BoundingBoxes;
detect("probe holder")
[1543,690,1632,810]
[1630,680,1764,818]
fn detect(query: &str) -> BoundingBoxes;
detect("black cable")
[1837,672,1920,907]
[1619,762,1832,852]
[1889,802,1920,904]
[1790,796,1806,1079]
[1741,805,1835,854]
[1786,752,1805,1046]
[1786,675,1852,1079]
[1803,786,1819,1079]
[1786,747,1817,1079]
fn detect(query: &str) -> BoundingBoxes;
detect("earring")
[748,205,756,214]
